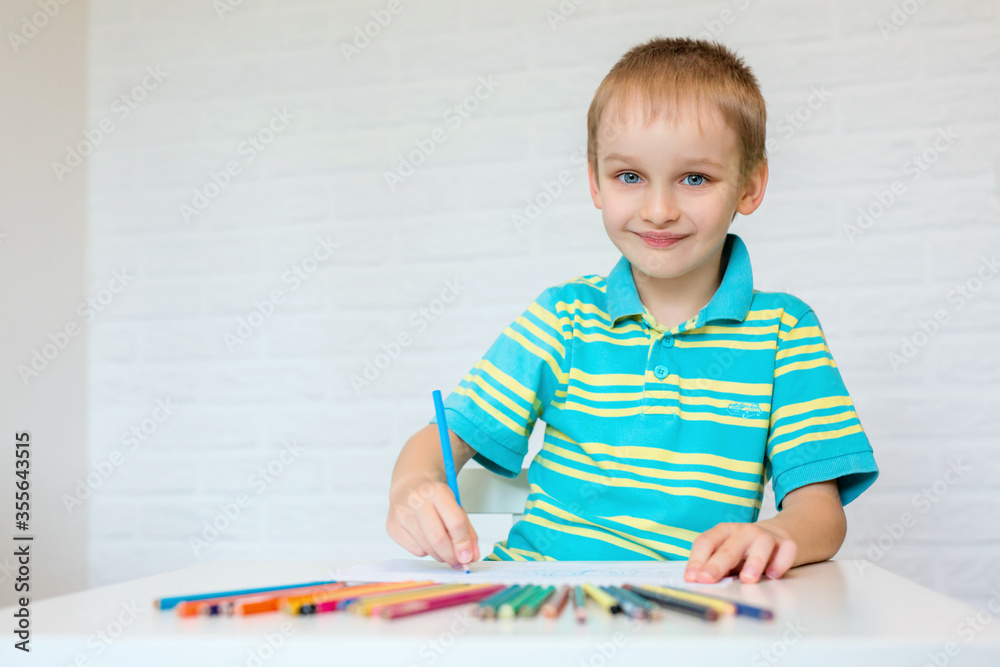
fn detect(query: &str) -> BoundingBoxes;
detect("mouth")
[635,232,688,248]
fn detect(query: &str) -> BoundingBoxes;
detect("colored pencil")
[285,581,435,615]
[540,585,571,619]
[498,585,539,619]
[161,576,769,624]
[432,389,469,574]
[155,579,340,611]
[634,584,736,616]
[607,585,662,620]
[625,585,719,621]
[600,586,648,619]
[582,583,621,615]
[572,585,587,623]
[234,585,348,616]
[309,582,448,615]
[226,583,349,616]
[358,584,484,616]
[174,582,348,617]
[475,585,523,619]
[378,585,506,620]
[616,585,663,619]
[518,585,556,617]
[654,584,774,620]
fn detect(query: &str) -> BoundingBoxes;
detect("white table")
[6,559,1000,666]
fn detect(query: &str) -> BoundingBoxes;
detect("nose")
[640,184,680,225]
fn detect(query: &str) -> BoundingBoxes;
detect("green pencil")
[572,585,587,623]
[518,585,556,617]
[475,585,523,619]
[498,585,538,619]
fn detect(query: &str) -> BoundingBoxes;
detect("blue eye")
[684,174,707,186]
[616,172,641,185]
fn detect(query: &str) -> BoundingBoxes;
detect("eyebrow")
[602,153,726,170]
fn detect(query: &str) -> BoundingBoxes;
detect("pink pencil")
[377,585,506,620]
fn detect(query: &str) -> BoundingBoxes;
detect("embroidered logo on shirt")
[728,402,762,419]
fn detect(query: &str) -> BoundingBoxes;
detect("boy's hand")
[683,521,798,584]
[386,479,480,569]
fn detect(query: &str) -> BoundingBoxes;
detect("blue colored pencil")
[432,390,462,506]
[154,580,339,611]
[432,389,469,573]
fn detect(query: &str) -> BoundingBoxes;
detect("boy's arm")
[386,425,480,567]
[683,480,846,584]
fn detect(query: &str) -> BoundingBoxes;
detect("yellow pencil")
[581,583,621,615]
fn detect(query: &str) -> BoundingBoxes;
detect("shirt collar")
[606,233,754,329]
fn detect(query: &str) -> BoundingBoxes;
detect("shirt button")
[653,365,668,379]
[662,336,674,347]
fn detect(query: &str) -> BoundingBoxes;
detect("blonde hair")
[587,36,767,189]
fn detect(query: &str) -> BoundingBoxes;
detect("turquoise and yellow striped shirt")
[430,233,878,562]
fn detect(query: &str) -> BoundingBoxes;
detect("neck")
[632,243,726,328]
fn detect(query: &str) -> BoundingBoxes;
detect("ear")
[588,162,603,210]
[736,160,768,216]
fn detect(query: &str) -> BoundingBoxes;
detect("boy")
[386,37,878,585]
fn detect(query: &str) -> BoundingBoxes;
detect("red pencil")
[541,585,571,618]
[378,585,507,620]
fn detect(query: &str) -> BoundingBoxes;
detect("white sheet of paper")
[340,559,731,587]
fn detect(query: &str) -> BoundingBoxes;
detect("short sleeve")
[429,287,568,478]
[765,308,879,510]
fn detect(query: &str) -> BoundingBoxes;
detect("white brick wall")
[85,0,1000,608]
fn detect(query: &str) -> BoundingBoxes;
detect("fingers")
[388,484,445,562]
[388,481,480,568]
[684,523,800,584]
[386,519,427,558]
[414,506,456,565]
[738,533,777,583]
[697,530,755,583]
[389,502,435,559]
[684,525,730,582]
[437,496,478,566]
[762,535,797,579]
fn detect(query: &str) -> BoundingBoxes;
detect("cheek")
[602,198,631,223]
[685,196,727,222]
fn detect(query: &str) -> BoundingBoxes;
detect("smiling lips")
[636,232,688,248]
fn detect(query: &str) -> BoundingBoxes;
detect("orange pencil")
[234,584,353,616]
[174,582,348,617]
[230,583,353,616]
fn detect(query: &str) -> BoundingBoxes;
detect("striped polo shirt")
[430,233,879,562]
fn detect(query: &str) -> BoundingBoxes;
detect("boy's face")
[588,100,767,285]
